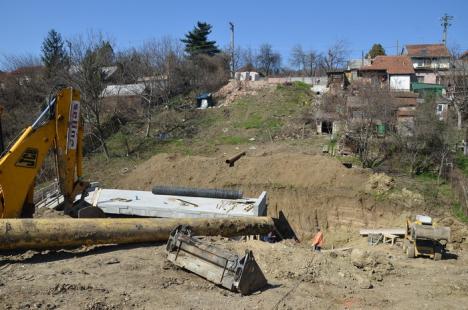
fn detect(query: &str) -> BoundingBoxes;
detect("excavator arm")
[0,87,87,218]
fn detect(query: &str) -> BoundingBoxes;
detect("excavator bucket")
[166,225,267,295]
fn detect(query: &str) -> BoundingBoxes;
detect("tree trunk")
[465,126,468,156]
[454,103,463,130]
[145,114,151,138]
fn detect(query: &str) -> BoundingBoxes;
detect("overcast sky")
[1,0,467,69]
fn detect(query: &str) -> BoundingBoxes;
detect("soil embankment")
[117,152,408,243]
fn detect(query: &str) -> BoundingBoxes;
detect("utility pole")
[440,13,453,46]
[396,40,399,56]
[229,22,235,78]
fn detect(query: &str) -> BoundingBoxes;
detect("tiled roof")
[460,51,468,60]
[360,56,415,74]
[405,44,451,57]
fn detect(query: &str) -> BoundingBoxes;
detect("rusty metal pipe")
[225,151,246,167]
[0,217,275,251]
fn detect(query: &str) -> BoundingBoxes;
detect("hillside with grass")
[82,81,468,230]
[84,82,325,183]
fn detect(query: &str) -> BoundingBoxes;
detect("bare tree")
[321,40,350,71]
[0,55,47,144]
[119,37,185,137]
[290,45,306,72]
[290,45,319,76]
[256,43,281,76]
[446,57,468,154]
[346,83,397,168]
[66,32,115,159]
[241,47,258,68]
[0,54,42,71]
[401,94,458,176]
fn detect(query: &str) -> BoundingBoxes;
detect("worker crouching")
[312,228,324,252]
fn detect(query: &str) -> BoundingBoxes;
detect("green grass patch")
[455,153,468,176]
[242,114,263,129]
[218,135,249,145]
[452,203,468,223]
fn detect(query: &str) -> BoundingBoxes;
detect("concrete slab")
[81,188,267,218]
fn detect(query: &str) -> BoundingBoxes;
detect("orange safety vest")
[312,231,324,247]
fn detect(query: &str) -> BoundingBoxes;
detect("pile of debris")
[214,80,273,106]
[365,173,394,195]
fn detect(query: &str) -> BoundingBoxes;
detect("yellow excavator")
[0,87,92,218]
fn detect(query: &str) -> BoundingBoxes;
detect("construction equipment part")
[166,225,267,295]
[0,88,87,218]
[152,186,243,200]
[403,215,450,261]
[359,228,406,236]
[0,216,275,251]
[81,188,267,218]
[225,151,246,167]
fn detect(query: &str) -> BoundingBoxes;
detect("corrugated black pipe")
[152,186,243,200]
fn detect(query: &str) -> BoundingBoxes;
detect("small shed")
[196,93,214,109]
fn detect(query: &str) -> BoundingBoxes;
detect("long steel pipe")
[0,217,275,250]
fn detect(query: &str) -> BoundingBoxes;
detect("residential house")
[460,51,468,62]
[346,59,371,82]
[404,44,451,84]
[359,56,415,91]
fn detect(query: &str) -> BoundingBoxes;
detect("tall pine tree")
[41,29,68,77]
[181,22,220,56]
[366,43,386,59]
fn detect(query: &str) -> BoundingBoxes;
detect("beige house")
[404,44,451,84]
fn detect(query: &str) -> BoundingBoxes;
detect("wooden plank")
[359,228,405,236]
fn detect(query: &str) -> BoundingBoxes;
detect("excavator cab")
[0,87,91,218]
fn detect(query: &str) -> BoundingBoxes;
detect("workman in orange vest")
[312,227,324,252]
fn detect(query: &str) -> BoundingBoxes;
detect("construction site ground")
[1,237,468,309]
[2,147,468,309]
[2,83,468,309]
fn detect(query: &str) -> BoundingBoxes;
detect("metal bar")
[225,152,246,167]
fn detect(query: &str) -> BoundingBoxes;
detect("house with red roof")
[359,56,415,91]
[404,44,451,84]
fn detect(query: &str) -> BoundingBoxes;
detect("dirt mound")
[365,173,394,195]
[214,80,273,106]
[117,153,407,242]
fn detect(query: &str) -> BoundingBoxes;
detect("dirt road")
[1,238,468,310]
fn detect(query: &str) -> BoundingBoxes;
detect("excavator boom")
[0,88,86,218]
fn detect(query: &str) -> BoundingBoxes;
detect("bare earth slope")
[117,152,407,242]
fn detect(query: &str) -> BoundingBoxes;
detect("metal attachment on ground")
[225,151,246,167]
[152,186,243,200]
[166,225,268,295]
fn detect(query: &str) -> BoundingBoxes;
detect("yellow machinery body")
[0,88,87,218]
[403,217,450,261]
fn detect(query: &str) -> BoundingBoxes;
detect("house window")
[417,76,425,83]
